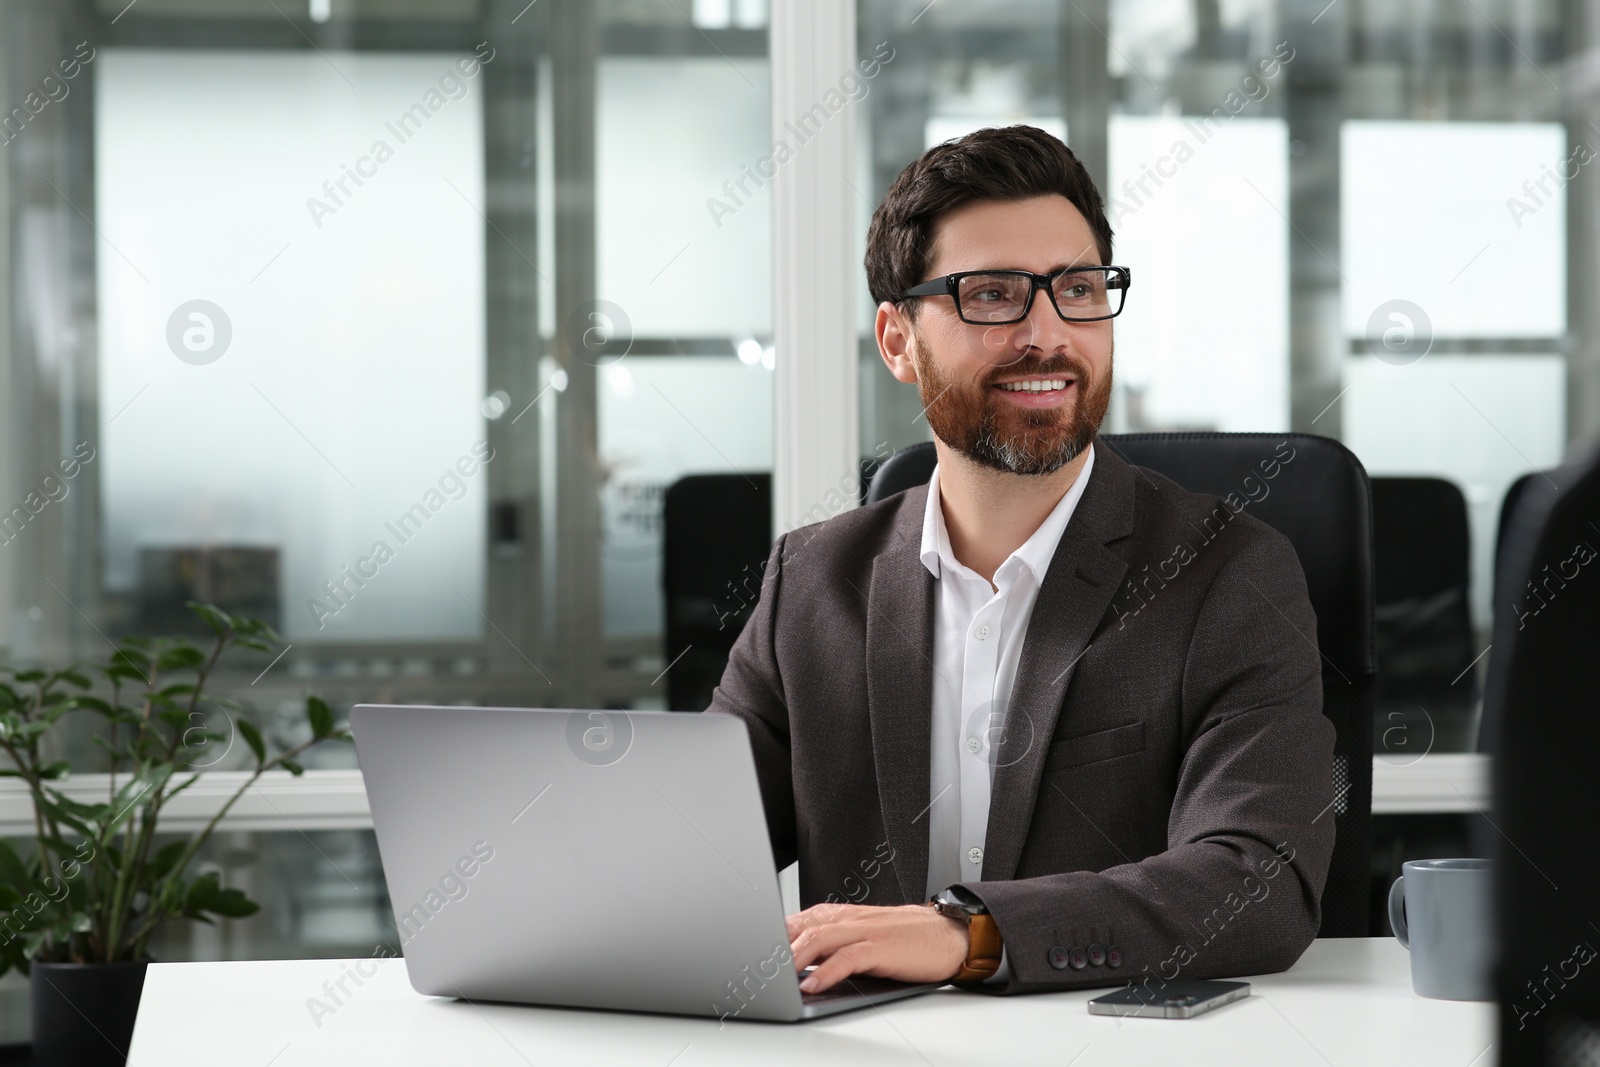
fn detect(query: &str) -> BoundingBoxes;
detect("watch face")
[934,888,986,915]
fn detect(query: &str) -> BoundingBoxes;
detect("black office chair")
[867,433,1376,938]
[661,473,772,712]
[1491,470,1545,610]
[1370,478,1477,750]
[1484,444,1600,1066]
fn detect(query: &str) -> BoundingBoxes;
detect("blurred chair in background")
[1369,478,1477,751]
[661,474,771,712]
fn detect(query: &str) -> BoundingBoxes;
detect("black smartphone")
[1086,979,1251,1019]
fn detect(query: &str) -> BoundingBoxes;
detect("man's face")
[880,195,1115,476]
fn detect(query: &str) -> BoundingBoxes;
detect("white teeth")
[997,379,1068,392]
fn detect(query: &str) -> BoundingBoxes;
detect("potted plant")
[0,601,350,1066]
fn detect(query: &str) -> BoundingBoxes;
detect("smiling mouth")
[995,378,1074,393]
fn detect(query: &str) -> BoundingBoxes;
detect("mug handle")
[1388,875,1409,949]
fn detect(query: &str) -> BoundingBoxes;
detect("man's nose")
[1007,283,1076,358]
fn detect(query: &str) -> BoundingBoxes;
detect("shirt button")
[966,846,983,865]
[975,623,991,639]
[965,736,982,754]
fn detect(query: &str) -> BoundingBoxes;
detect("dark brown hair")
[864,125,1113,314]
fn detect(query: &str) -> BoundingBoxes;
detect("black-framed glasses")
[901,265,1132,325]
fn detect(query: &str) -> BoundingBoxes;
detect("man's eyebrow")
[933,259,1103,274]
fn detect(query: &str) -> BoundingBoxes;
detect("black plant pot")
[30,958,150,1067]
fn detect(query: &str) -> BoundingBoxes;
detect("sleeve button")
[1087,943,1106,966]
[1048,946,1070,970]
[1107,946,1123,968]
[1068,947,1088,970]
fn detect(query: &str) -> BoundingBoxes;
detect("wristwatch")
[930,886,1003,982]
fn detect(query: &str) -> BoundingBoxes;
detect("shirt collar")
[918,443,1097,583]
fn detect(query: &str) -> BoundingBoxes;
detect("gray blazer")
[706,444,1336,993]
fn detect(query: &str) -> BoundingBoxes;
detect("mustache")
[984,354,1089,386]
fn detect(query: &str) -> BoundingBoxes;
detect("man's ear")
[875,301,920,385]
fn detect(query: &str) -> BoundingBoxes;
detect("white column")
[769,0,860,534]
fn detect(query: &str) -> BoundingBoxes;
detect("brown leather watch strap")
[953,912,1003,982]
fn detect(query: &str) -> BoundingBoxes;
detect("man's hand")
[786,902,967,993]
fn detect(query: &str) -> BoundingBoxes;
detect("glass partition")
[855,0,1589,758]
[0,0,771,995]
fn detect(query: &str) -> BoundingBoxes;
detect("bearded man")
[706,125,1335,996]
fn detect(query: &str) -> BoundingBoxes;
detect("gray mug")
[1388,858,1493,1001]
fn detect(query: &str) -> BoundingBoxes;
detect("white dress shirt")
[918,444,1096,901]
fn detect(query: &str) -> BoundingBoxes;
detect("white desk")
[128,937,1493,1066]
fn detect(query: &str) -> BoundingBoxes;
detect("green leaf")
[146,840,189,883]
[184,871,219,910]
[52,669,91,690]
[110,649,150,681]
[69,764,174,840]
[186,602,233,638]
[205,887,259,919]
[237,719,266,765]
[165,773,201,804]
[12,671,46,684]
[68,696,115,716]
[280,759,305,777]
[229,614,282,645]
[37,797,98,838]
[235,638,273,653]
[307,697,333,740]
[0,840,31,892]
[11,721,51,744]
[37,761,70,781]
[180,869,261,920]
[155,645,205,673]
[38,835,85,860]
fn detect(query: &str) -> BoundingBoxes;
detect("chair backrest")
[865,441,939,506]
[1493,470,1543,602]
[661,473,772,711]
[867,432,1376,938]
[1483,445,1600,1066]
[1370,477,1477,746]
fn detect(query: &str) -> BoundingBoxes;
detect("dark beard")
[913,338,1113,476]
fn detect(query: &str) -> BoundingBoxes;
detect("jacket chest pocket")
[1041,720,1145,772]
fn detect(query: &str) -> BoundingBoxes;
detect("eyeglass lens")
[955,269,1123,324]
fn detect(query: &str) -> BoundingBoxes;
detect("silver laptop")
[349,704,942,1021]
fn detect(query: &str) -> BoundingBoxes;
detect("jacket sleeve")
[704,532,798,871]
[957,526,1337,993]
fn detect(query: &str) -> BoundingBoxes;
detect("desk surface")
[128,937,1493,1066]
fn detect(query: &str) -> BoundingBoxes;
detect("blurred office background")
[0,0,1591,1036]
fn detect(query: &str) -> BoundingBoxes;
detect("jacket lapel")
[981,447,1136,882]
[864,485,937,905]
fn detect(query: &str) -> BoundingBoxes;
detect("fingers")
[799,942,877,994]
[789,916,868,973]
[784,900,857,942]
